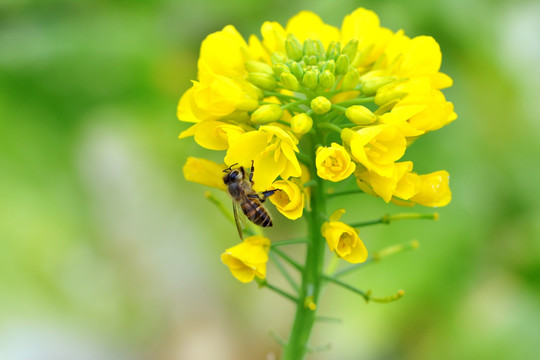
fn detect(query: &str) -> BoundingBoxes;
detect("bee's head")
[223,167,244,183]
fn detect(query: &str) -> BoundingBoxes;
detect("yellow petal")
[182,157,227,190]
[286,11,340,47]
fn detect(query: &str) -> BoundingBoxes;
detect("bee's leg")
[256,189,282,203]
[249,160,255,183]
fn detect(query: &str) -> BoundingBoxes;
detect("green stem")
[335,96,375,107]
[349,212,438,228]
[317,122,343,134]
[282,122,327,360]
[263,91,302,100]
[327,188,364,198]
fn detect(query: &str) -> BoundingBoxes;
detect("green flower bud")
[245,61,273,75]
[319,70,336,89]
[280,72,299,91]
[302,70,318,90]
[342,39,359,63]
[248,72,277,91]
[314,39,325,56]
[271,52,287,64]
[341,68,359,91]
[322,59,335,73]
[360,77,397,96]
[325,41,341,60]
[290,62,304,80]
[307,55,318,65]
[285,34,303,61]
[291,113,313,135]
[345,105,377,125]
[335,54,349,75]
[303,39,319,57]
[251,104,283,124]
[273,63,290,78]
[310,96,332,114]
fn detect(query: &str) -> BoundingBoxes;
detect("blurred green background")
[1,0,539,359]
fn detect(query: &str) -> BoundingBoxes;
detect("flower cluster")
[179,8,455,282]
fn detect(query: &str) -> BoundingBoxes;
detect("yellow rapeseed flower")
[410,170,452,207]
[221,236,271,283]
[321,209,368,264]
[269,179,305,220]
[341,125,406,177]
[316,143,356,182]
[355,161,420,202]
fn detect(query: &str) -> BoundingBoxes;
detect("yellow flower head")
[355,161,420,203]
[316,143,356,182]
[221,236,271,283]
[410,170,451,207]
[321,209,368,264]
[269,179,305,220]
[341,125,406,177]
[225,125,301,191]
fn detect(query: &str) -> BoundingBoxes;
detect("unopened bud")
[360,77,397,96]
[310,96,331,114]
[325,41,341,60]
[374,87,407,105]
[302,70,318,90]
[285,34,303,61]
[341,68,359,90]
[280,72,299,91]
[319,70,336,89]
[248,72,277,91]
[245,61,273,75]
[314,39,325,56]
[345,105,377,125]
[340,128,356,144]
[251,104,283,124]
[342,39,359,63]
[273,63,290,78]
[291,113,313,135]
[335,54,349,75]
[307,55,318,65]
[322,59,335,73]
[303,39,318,57]
[271,52,287,64]
[290,62,304,80]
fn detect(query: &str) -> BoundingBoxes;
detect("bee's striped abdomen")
[241,201,273,227]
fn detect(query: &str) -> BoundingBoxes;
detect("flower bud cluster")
[245,35,362,93]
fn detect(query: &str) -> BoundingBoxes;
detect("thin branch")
[272,247,303,272]
[257,278,298,303]
[272,238,308,248]
[269,253,300,293]
[349,212,439,228]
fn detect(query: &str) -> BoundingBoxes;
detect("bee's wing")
[232,201,247,240]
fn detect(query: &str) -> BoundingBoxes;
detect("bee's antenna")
[223,163,238,172]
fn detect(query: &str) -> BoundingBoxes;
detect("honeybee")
[223,161,279,239]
